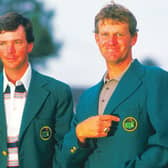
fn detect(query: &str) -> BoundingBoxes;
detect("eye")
[100,32,109,37]
[0,41,7,46]
[116,33,124,37]
[15,40,24,44]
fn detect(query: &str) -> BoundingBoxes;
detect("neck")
[5,64,28,84]
[106,57,132,79]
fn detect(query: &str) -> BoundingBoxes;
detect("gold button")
[2,150,8,156]
[70,146,77,153]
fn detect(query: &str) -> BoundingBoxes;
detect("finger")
[100,121,112,128]
[105,122,112,128]
[103,127,110,134]
[99,115,120,122]
[96,130,109,138]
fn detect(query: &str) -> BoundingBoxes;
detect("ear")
[95,33,99,44]
[27,42,34,53]
[131,33,138,46]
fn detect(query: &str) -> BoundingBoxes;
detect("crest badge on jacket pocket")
[122,117,138,132]
[40,126,52,141]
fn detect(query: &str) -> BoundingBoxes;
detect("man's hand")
[76,115,120,143]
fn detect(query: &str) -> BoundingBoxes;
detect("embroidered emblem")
[122,117,138,132]
[40,126,52,141]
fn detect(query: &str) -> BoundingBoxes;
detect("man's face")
[95,19,137,65]
[0,25,33,72]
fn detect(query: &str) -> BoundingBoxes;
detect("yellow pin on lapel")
[40,126,52,141]
[122,117,138,132]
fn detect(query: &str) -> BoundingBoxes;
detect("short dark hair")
[0,12,34,43]
[95,3,138,36]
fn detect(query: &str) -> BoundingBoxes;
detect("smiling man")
[62,3,168,168]
[0,12,73,168]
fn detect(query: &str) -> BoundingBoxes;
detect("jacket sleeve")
[52,85,74,168]
[61,113,97,168]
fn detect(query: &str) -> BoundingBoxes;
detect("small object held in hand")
[103,127,110,133]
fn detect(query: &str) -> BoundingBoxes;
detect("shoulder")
[143,64,168,80]
[32,70,72,93]
[134,61,168,90]
[134,59,168,79]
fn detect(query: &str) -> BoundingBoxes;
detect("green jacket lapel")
[19,71,50,139]
[77,80,103,118]
[104,59,145,115]
[87,81,104,116]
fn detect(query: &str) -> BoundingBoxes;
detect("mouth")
[5,57,17,62]
[105,48,119,53]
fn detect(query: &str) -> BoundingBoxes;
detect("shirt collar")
[3,64,32,92]
[103,60,133,84]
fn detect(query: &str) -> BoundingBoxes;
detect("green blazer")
[0,70,73,168]
[62,59,168,168]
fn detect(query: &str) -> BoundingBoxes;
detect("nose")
[108,35,118,45]
[7,43,15,53]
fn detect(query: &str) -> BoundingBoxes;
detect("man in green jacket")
[62,3,168,168]
[0,12,73,168]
